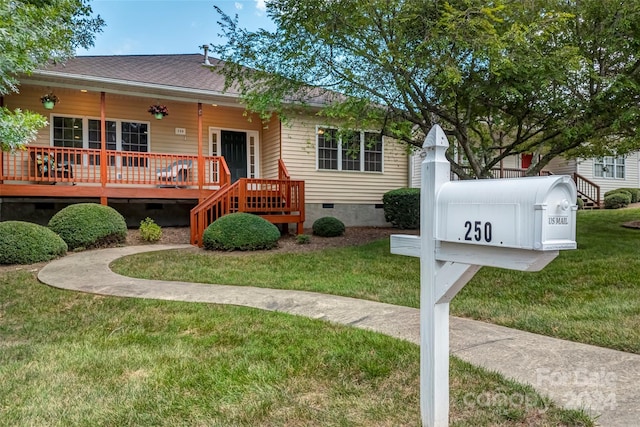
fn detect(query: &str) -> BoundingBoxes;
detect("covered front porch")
[0,146,305,245]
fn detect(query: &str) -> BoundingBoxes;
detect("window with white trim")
[594,156,625,179]
[52,117,83,149]
[88,119,116,165]
[317,127,383,172]
[52,116,149,165]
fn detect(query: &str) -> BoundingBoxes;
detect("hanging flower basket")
[148,104,169,119]
[40,93,59,110]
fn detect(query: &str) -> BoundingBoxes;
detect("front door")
[521,153,533,169]
[221,130,247,183]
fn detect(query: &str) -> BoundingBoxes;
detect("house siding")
[261,116,281,179]
[576,155,640,195]
[201,104,264,136]
[3,84,414,228]
[548,155,640,201]
[546,156,577,176]
[277,116,409,227]
[281,116,409,204]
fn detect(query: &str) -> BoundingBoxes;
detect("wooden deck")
[0,147,305,244]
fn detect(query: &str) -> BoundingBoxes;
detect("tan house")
[0,53,410,244]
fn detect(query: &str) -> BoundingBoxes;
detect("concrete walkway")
[38,245,639,426]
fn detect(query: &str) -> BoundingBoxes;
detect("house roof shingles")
[29,53,334,107]
[30,53,241,101]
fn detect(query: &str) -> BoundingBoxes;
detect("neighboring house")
[545,155,640,206]
[410,143,627,207]
[409,149,533,187]
[0,53,410,244]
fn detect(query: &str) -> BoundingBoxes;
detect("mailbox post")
[390,125,577,427]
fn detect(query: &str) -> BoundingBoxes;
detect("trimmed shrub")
[604,188,632,199]
[0,221,67,264]
[612,188,640,203]
[203,213,280,251]
[576,198,584,210]
[604,192,631,209]
[382,188,420,229]
[139,217,162,242]
[48,203,127,250]
[312,216,345,237]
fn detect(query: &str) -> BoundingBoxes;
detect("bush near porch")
[382,188,420,229]
[0,221,67,264]
[48,203,127,250]
[203,212,280,251]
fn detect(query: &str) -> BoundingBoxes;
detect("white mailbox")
[436,175,577,251]
[390,125,580,427]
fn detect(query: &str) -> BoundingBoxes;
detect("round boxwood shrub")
[203,212,280,251]
[382,187,420,229]
[604,192,631,209]
[622,188,640,203]
[0,221,67,264]
[605,188,640,203]
[604,188,631,199]
[312,216,345,237]
[48,203,127,250]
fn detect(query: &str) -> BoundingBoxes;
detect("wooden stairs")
[190,160,305,246]
[573,173,601,209]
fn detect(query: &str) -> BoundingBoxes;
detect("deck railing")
[454,166,551,180]
[1,146,228,188]
[190,176,305,246]
[278,158,290,179]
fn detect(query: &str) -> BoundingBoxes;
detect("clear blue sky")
[77,0,274,56]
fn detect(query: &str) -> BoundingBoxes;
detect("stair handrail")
[190,181,239,245]
[220,157,232,186]
[278,159,290,180]
[573,172,601,207]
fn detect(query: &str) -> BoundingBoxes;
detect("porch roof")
[23,54,241,105]
[21,53,334,108]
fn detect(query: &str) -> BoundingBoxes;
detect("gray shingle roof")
[31,53,334,106]
[35,53,237,96]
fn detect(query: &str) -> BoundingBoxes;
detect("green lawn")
[112,208,640,353]
[0,271,592,426]
[7,207,633,425]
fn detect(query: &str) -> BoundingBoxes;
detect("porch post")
[100,92,107,205]
[197,102,204,199]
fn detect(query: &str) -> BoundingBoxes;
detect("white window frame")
[594,156,625,179]
[50,114,151,152]
[50,114,151,168]
[315,125,384,173]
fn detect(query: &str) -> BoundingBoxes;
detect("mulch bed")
[126,226,417,253]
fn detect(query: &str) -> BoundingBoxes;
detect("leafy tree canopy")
[0,0,103,151]
[211,0,640,178]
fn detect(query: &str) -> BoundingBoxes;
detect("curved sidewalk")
[39,245,639,426]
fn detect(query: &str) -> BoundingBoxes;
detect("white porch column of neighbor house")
[391,125,577,427]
